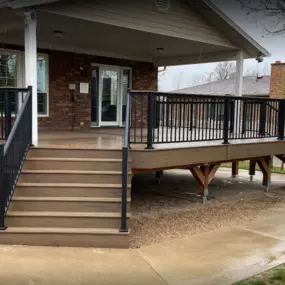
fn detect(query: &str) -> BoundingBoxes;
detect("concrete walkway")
[1,214,285,285]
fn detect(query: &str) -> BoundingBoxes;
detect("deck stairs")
[0,148,131,248]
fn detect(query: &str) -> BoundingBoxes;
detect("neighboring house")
[1,0,283,250]
[172,76,271,97]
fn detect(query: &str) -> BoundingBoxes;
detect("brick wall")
[270,61,285,99]
[38,50,157,130]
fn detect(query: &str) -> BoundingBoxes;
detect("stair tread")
[17,182,132,188]
[21,170,129,175]
[30,147,122,151]
[12,197,131,202]
[25,157,129,162]
[7,211,131,218]
[0,227,129,235]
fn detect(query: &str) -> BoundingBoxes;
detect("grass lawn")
[233,264,285,285]
[222,161,285,175]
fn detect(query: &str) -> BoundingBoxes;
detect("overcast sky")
[159,0,285,91]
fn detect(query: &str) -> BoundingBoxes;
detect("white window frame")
[36,53,49,117]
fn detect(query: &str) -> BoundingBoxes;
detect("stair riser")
[14,187,131,198]
[19,174,131,184]
[6,216,131,229]
[24,161,122,171]
[9,201,131,212]
[28,149,122,159]
[0,233,129,248]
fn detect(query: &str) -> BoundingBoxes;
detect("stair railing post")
[278,100,285,140]
[0,144,6,230]
[120,90,131,232]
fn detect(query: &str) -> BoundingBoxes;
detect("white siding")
[39,0,236,48]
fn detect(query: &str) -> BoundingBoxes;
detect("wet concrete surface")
[138,226,285,285]
[1,169,285,285]
[2,214,285,285]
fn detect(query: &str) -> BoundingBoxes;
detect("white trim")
[154,50,248,67]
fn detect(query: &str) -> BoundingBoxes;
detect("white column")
[235,50,244,134]
[24,10,38,146]
[235,50,244,97]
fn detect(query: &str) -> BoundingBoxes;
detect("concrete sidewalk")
[1,214,285,285]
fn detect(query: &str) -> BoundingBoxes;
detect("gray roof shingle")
[172,76,270,96]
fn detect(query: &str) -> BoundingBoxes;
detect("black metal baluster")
[223,98,230,144]
[146,93,154,149]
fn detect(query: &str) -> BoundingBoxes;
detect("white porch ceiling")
[0,8,239,65]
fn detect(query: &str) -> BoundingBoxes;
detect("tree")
[208,61,236,81]
[191,74,207,86]
[236,0,285,35]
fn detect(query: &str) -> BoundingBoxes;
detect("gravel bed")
[130,170,285,248]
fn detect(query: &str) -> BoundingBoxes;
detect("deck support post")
[249,160,256,182]
[189,163,220,204]
[24,10,38,146]
[232,161,239,178]
[256,156,272,192]
[155,171,163,185]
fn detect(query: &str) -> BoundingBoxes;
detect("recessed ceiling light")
[53,30,64,38]
[156,47,165,54]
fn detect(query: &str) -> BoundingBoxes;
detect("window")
[0,51,18,114]
[37,55,48,115]
[0,51,49,116]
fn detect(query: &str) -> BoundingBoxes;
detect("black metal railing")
[0,88,30,140]
[120,90,131,232]
[0,87,32,229]
[129,91,285,149]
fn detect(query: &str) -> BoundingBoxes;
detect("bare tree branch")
[236,0,285,35]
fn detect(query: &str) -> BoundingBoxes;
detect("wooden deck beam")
[189,163,220,203]
[249,156,272,189]
[276,154,285,163]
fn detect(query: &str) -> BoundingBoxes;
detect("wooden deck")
[38,130,285,171]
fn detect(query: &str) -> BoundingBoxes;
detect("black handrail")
[120,89,131,232]
[0,86,32,229]
[129,91,285,148]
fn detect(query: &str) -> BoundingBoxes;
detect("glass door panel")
[101,68,119,125]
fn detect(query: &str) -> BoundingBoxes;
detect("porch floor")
[38,129,278,150]
[38,129,125,149]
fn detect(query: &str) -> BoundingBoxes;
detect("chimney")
[270,61,285,98]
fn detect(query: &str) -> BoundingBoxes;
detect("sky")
[159,0,285,91]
